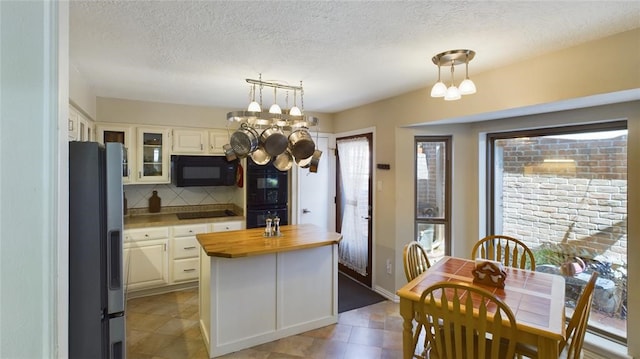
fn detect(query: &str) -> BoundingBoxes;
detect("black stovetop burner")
[176,210,236,220]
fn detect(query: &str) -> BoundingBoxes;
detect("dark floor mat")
[338,272,386,313]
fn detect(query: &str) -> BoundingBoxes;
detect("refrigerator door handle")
[108,315,126,359]
[107,230,122,290]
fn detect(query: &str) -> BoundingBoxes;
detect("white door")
[295,135,335,231]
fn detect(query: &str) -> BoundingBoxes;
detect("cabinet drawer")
[125,227,169,242]
[173,224,208,237]
[172,258,199,282]
[173,237,200,259]
[211,221,243,232]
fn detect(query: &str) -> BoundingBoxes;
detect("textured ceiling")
[70,1,640,114]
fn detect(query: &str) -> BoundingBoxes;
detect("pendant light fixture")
[430,49,476,101]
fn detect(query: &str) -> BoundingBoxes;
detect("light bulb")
[444,86,461,101]
[269,103,282,114]
[289,106,302,116]
[430,82,447,97]
[459,79,476,95]
[247,101,261,112]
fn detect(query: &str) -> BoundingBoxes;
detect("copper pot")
[308,150,322,173]
[288,128,315,160]
[250,146,271,165]
[273,150,293,172]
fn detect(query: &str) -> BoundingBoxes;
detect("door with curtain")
[336,133,373,287]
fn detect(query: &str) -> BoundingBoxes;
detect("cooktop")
[176,210,236,220]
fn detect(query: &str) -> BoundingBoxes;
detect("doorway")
[336,133,373,287]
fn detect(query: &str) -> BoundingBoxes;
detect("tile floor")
[126,288,609,359]
[126,288,406,359]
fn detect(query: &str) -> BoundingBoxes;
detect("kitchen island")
[196,224,342,358]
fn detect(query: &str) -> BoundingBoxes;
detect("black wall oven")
[245,158,288,228]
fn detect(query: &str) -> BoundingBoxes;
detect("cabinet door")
[96,125,134,183]
[172,129,207,154]
[123,239,169,291]
[137,127,170,183]
[77,112,94,142]
[208,129,229,154]
[68,106,78,141]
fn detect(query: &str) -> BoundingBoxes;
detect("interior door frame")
[335,127,375,287]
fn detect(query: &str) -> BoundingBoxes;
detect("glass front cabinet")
[96,125,134,183]
[136,127,170,183]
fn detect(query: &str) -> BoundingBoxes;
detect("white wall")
[0,1,67,357]
[69,62,97,119]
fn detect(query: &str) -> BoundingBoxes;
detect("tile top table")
[397,256,566,359]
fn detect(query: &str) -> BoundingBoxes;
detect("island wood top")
[196,223,342,258]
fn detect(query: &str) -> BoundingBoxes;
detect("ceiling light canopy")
[430,49,476,101]
[225,74,321,172]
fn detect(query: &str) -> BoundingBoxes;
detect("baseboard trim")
[374,285,399,302]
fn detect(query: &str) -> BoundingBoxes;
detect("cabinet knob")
[184,246,196,250]
[183,268,196,272]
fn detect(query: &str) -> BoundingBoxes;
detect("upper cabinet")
[137,127,170,183]
[172,129,207,154]
[208,129,228,155]
[96,124,134,183]
[172,128,229,155]
[69,105,94,142]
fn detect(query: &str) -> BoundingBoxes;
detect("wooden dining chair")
[418,281,518,359]
[404,241,432,282]
[516,271,598,359]
[403,241,432,357]
[472,235,536,271]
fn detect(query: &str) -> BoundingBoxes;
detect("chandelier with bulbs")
[224,74,321,172]
[430,49,476,101]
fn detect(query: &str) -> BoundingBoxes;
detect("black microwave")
[171,155,237,187]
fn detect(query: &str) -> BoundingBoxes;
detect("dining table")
[396,256,566,359]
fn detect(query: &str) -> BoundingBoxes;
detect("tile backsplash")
[124,184,242,210]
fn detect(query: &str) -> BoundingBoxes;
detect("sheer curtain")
[337,136,369,275]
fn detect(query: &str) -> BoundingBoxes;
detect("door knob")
[302,208,311,214]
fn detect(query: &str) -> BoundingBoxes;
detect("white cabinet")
[69,105,95,142]
[210,220,243,232]
[172,129,207,154]
[96,124,134,183]
[136,127,170,183]
[208,129,229,154]
[123,227,170,291]
[170,128,229,155]
[68,106,78,141]
[77,111,94,142]
[171,223,208,283]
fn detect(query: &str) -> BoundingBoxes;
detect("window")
[415,137,451,263]
[487,121,627,343]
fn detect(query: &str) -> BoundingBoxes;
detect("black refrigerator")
[69,141,126,359]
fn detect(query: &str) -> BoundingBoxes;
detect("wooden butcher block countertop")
[197,223,342,258]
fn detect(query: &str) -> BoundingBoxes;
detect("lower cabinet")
[124,220,243,294]
[123,234,170,291]
[171,223,208,283]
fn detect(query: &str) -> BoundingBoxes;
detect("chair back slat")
[403,242,431,282]
[562,272,598,359]
[471,235,536,271]
[418,281,518,359]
